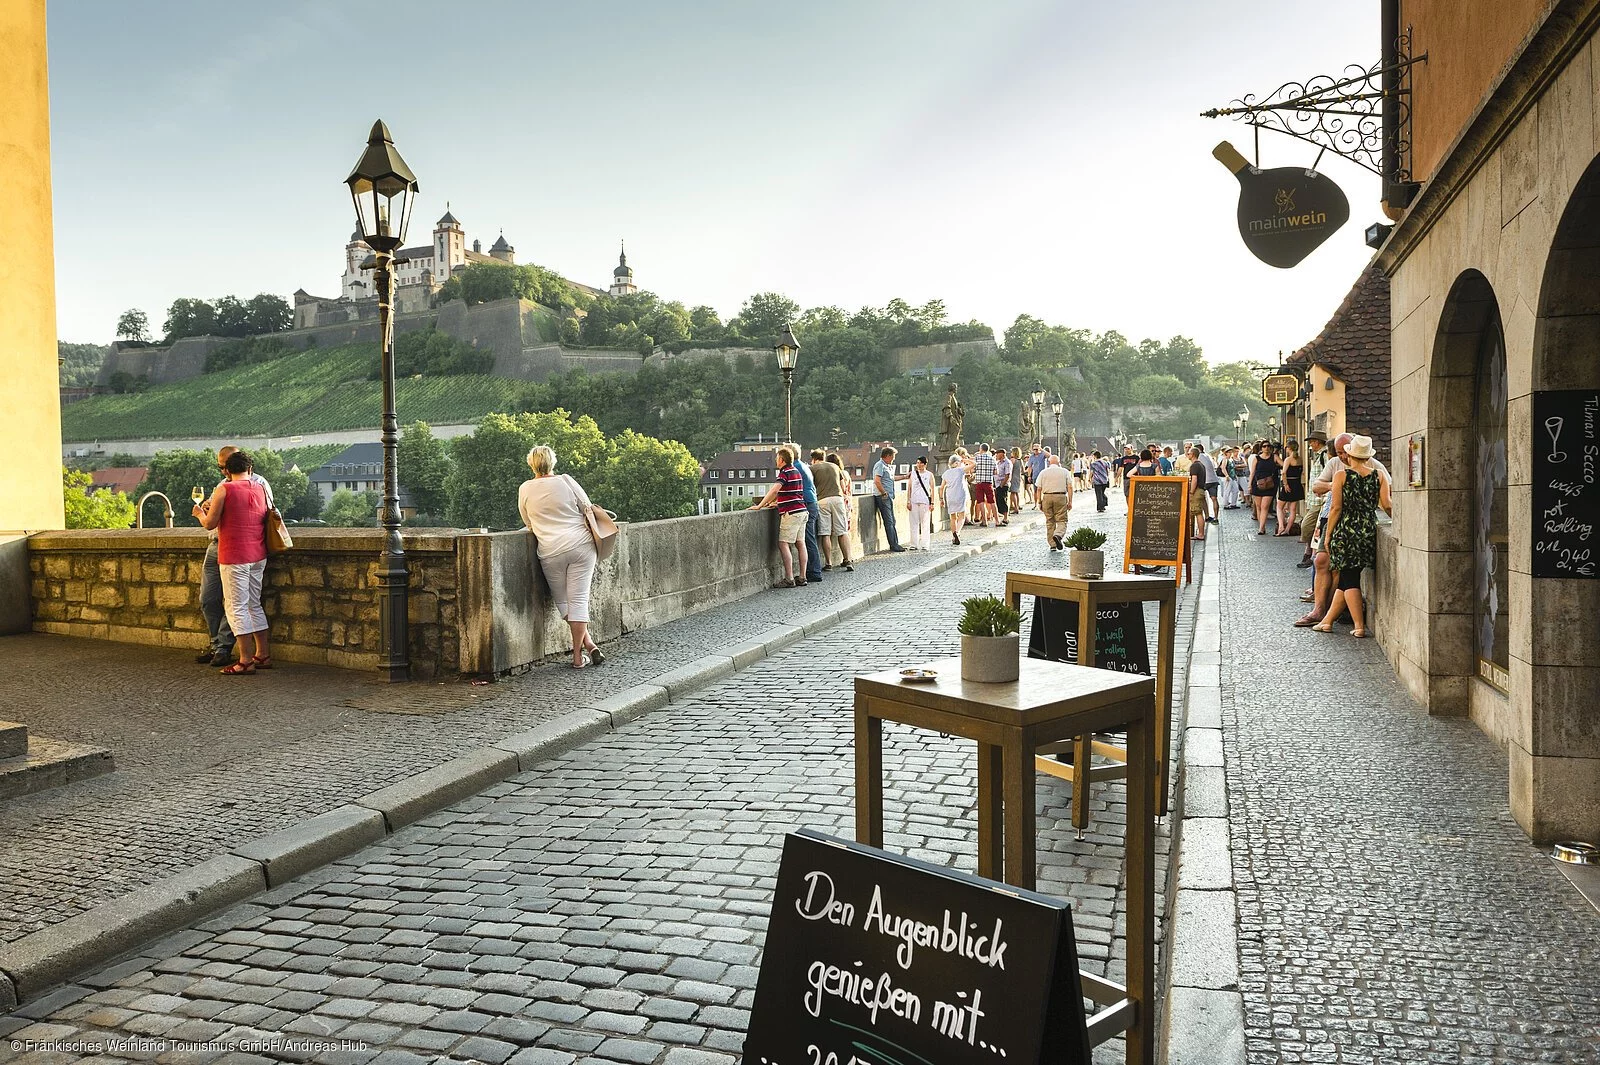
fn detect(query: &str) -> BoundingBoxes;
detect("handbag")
[264,507,293,554]
[1254,477,1277,492]
[566,475,618,560]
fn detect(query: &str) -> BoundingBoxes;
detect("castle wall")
[890,338,997,373]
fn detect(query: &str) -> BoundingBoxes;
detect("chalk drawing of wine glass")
[1544,416,1568,462]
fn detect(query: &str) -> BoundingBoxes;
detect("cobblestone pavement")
[0,531,991,946]
[1215,519,1600,1064]
[1,498,1195,1064]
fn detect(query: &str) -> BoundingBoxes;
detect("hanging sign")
[1261,373,1299,406]
[745,829,1091,1065]
[1214,141,1350,268]
[1531,389,1599,578]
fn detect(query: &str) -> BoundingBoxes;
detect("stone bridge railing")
[15,493,932,678]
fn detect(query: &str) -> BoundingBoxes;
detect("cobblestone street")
[1215,520,1600,1064]
[0,501,1189,1064]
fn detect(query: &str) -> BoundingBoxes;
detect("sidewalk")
[0,516,1038,1000]
[1162,512,1600,1064]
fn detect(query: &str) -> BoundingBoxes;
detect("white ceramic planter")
[1069,548,1105,580]
[960,633,1020,683]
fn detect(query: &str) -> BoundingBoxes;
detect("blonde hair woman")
[518,445,605,668]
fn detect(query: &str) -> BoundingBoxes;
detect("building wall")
[1404,0,1552,182]
[1381,17,1600,841]
[0,0,63,535]
[1306,365,1348,439]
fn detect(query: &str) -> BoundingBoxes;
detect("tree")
[137,448,222,527]
[323,489,380,527]
[115,309,150,344]
[732,292,801,344]
[399,421,453,517]
[244,293,292,335]
[164,297,217,341]
[63,467,136,529]
[107,370,134,394]
[214,295,249,338]
[59,342,109,387]
[688,305,725,343]
[445,410,608,528]
[589,430,702,522]
[247,447,311,519]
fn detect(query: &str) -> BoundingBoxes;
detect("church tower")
[433,206,465,281]
[609,242,637,296]
[342,230,369,300]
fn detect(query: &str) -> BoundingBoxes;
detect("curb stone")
[0,518,1042,1011]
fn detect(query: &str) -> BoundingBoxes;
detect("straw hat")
[1345,434,1375,459]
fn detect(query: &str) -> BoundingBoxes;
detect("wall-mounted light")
[1365,221,1394,250]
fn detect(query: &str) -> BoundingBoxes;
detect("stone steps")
[0,720,114,800]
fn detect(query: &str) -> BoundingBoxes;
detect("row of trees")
[115,293,294,346]
[435,262,592,315]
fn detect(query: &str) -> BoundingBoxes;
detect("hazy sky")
[49,0,1381,364]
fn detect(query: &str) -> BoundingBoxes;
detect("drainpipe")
[1381,0,1420,216]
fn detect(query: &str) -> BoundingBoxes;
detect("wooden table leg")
[854,697,883,849]
[1155,595,1177,817]
[1072,591,1097,833]
[976,742,1004,881]
[1125,703,1156,1065]
[1002,734,1036,891]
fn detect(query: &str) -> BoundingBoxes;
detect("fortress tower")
[609,242,636,296]
[342,230,368,299]
[433,207,465,281]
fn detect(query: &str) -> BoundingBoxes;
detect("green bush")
[1063,527,1107,551]
[204,335,292,373]
[956,595,1022,638]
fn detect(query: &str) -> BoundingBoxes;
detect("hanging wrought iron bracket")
[1201,31,1426,181]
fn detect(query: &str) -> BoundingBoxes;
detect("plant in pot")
[1064,526,1108,579]
[957,595,1023,683]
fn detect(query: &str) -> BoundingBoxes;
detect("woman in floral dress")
[1315,435,1391,638]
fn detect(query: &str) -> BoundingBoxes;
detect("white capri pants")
[540,543,598,624]
[907,503,933,550]
[219,559,268,636]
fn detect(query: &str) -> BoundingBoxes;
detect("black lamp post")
[1029,383,1046,448]
[1239,408,1250,443]
[1268,415,1279,443]
[1050,394,1064,455]
[345,120,419,683]
[775,323,800,443]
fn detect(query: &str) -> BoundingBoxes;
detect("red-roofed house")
[89,467,146,498]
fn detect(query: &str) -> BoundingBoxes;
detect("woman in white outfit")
[940,455,970,546]
[906,455,936,550]
[518,445,606,669]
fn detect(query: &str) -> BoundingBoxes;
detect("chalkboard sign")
[1027,598,1151,676]
[1532,389,1599,578]
[746,830,1089,1065]
[1124,475,1188,581]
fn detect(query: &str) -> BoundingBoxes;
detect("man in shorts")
[971,442,998,526]
[809,448,852,572]
[751,445,810,588]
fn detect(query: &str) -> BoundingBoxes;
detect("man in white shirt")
[1035,455,1073,550]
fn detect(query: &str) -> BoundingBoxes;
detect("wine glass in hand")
[190,486,205,520]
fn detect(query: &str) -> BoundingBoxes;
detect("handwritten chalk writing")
[1533,391,1600,581]
[797,871,857,928]
[804,959,922,1025]
[805,1047,867,1065]
[861,886,1010,971]
[1550,481,1586,499]
[931,988,988,1045]
[1543,516,1594,539]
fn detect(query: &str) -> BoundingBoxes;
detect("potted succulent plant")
[1065,526,1108,580]
[957,594,1023,683]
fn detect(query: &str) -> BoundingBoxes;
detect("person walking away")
[1009,447,1026,513]
[940,455,970,545]
[992,445,1012,526]
[871,446,905,552]
[195,449,272,675]
[1090,450,1112,512]
[811,448,849,570]
[1187,447,1209,542]
[970,443,998,527]
[826,452,856,570]
[1194,446,1220,524]
[1314,435,1391,637]
[1027,444,1048,507]
[751,445,811,586]
[518,445,607,668]
[1249,441,1281,535]
[1296,432,1329,565]
[789,443,823,582]
[1276,441,1305,535]
[1072,452,1089,490]
[196,445,274,667]
[906,455,937,550]
[1036,454,1072,550]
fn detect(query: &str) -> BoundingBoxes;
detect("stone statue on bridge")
[1019,400,1037,446]
[937,381,964,456]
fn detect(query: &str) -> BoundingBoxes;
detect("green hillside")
[60,342,525,442]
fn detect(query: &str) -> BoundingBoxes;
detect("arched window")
[1473,315,1509,680]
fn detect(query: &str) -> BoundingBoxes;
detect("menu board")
[1027,599,1151,676]
[746,830,1090,1065]
[1124,475,1188,580]
[1532,389,1599,578]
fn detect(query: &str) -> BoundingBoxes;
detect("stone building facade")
[1374,0,1600,841]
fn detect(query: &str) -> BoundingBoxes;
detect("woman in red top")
[195,450,272,674]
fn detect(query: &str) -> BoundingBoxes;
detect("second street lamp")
[1050,394,1064,455]
[345,119,419,683]
[775,323,800,443]
[1030,383,1046,447]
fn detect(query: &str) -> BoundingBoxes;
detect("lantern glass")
[1050,396,1063,416]
[775,324,800,370]
[345,120,419,253]
[1030,385,1045,406]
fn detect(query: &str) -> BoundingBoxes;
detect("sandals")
[1293,614,1322,627]
[588,647,606,666]
[252,655,272,670]
[1352,628,1369,638]
[1311,624,1334,633]
[220,660,255,676]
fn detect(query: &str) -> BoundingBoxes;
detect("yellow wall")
[0,0,63,534]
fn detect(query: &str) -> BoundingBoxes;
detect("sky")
[48,0,1383,365]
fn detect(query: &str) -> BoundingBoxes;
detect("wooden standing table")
[1005,570,1178,828]
[854,657,1157,1065]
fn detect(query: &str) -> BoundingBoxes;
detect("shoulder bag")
[264,507,294,554]
[566,475,619,560]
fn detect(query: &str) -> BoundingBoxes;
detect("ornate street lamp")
[1050,394,1064,455]
[1233,417,1243,444]
[1029,383,1046,447]
[345,119,419,683]
[1268,415,1279,443]
[775,323,800,443]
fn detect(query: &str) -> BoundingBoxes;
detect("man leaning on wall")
[197,446,274,666]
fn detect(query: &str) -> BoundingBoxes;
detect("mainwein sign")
[1214,141,1349,268]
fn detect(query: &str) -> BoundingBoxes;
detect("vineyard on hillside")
[60,343,527,442]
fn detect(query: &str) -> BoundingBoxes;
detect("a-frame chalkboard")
[1124,475,1189,584]
[745,830,1091,1065]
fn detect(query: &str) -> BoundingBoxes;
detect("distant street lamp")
[1233,417,1242,443]
[775,323,800,443]
[1268,415,1279,443]
[1029,383,1046,447]
[1050,394,1064,455]
[345,119,419,683]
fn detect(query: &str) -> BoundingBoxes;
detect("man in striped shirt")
[971,443,998,527]
[751,445,811,588]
